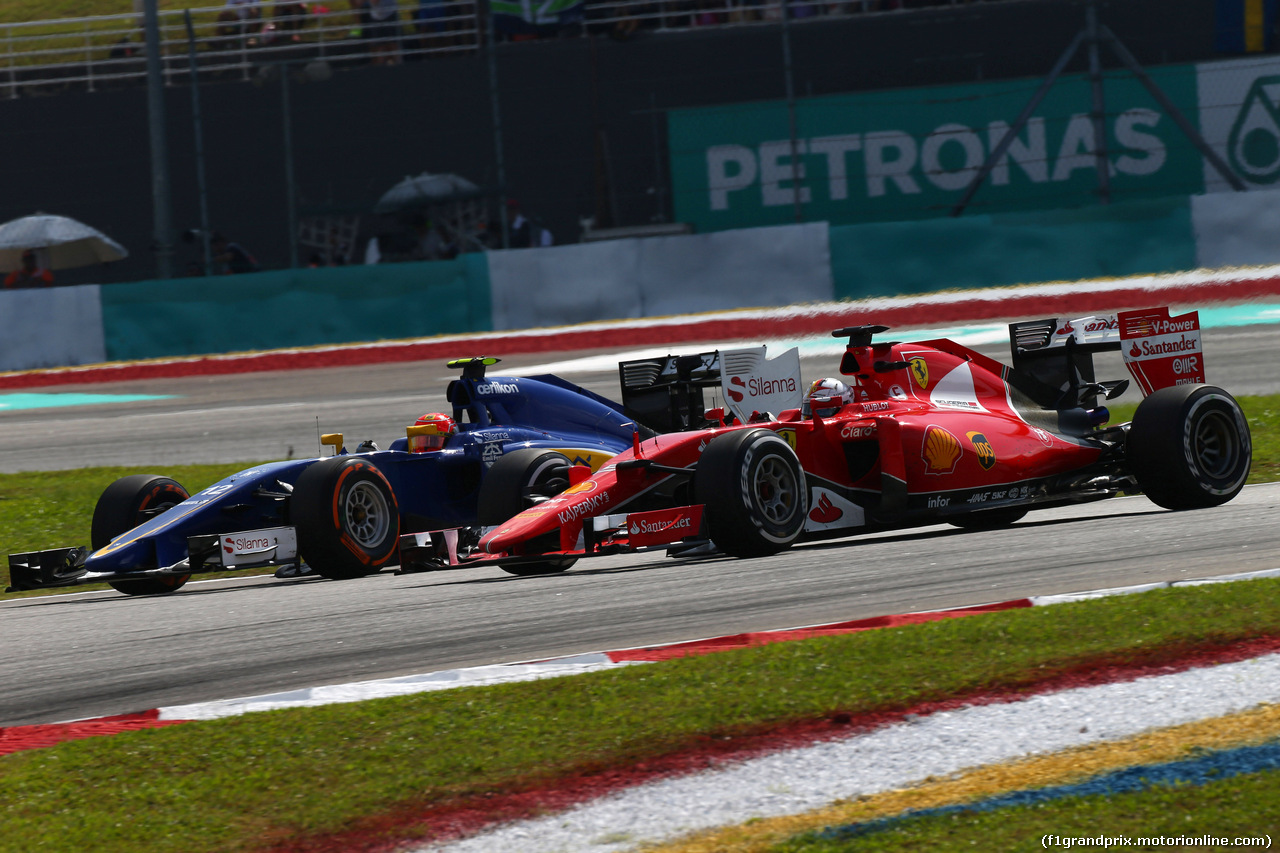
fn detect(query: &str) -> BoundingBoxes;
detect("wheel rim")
[1193,410,1239,479]
[343,481,391,548]
[752,454,799,525]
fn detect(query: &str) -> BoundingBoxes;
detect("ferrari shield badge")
[909,357,929,389]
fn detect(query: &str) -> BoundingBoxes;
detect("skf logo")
[776,428,797,450]
[909,357,928,389]
[922,425,961,475]
[966,431,996,470]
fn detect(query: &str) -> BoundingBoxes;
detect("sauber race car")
[400,308,1251,575]
[6,357,646,596]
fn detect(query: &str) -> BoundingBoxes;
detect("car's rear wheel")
[1127,384,1251,510]
[478,448,577,576]
[92,474,192,596]
[695,428,806,558]
[293,457,400,579]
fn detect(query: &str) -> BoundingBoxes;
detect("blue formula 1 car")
[7,358,643,596]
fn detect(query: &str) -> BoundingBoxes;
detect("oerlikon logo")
[922,425,961,475]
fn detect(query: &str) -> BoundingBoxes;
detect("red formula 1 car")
[402,309,1251,574]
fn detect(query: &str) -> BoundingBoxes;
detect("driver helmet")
[802,378,852,418]
[408,412,456,453]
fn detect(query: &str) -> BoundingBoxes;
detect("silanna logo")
[728,374,798,403]
[966,431,996,470]
[922,425,961,475]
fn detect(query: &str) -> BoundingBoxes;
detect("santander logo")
[1056,320,1074,336]
[808,492,842,524]
[1129,342,1142,358]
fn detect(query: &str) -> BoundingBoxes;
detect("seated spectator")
[211,232,261,274]
[217,0,265,46]
[272,1,309,41]
[4,250,54,288]
[365,0,402,64]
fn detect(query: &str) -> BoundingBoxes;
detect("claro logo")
[475,382,519,395]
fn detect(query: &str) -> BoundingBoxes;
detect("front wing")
[6,526,301,591]
[398,504,708,571]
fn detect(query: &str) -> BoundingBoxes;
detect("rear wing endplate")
[619,346,801,432]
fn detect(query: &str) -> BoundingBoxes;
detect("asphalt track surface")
[4,482,1279,727]
[2,324,1279,727]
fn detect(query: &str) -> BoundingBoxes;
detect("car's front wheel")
[292,457,400,579]
[694,428,807,558]
[478,447,577,576]
[92,474,192,596]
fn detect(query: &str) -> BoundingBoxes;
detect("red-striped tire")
[292,457,400,579]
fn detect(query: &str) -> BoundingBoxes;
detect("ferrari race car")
[6,357,643,596]
[401,307,1252,575]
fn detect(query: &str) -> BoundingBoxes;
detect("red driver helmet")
[408,412,456,453]
[802,378,851,418]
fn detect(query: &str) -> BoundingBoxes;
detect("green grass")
[3,579,1280,852]
[774,769,1280,852]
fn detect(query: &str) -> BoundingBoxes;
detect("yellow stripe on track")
[640,702,1280,853]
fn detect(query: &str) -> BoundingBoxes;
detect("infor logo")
[1228,76,1280,184]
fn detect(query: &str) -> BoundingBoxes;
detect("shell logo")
[922,425,961,475]
[563,480,598,496]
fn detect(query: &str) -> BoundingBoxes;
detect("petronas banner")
[666,53,1280,234]
[491,0,584,34]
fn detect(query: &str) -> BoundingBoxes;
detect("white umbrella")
[374,172,481,215]
[0,213,128,271]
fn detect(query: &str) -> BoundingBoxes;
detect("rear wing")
[1010,308,1204,406]
[619,346,801,432]
[1010,315,1123,408]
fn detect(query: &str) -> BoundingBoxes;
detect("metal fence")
[0,0,1009,96]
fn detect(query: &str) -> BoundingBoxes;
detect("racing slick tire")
[478,448,576,576]
[949,508,1028,530]
[694,428,806,558]
[92,474,192,596]
[292,457,400,580]
[1127,384,1252,510]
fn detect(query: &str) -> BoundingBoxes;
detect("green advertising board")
[669,65,1204,232]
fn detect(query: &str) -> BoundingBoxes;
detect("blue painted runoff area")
[810,740,1280,843]
[0,393,175,412]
